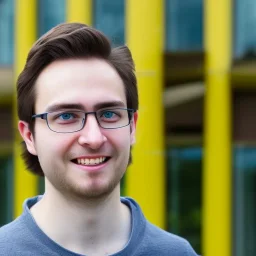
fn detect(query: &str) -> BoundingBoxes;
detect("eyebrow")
[46,103,85,112]
[94,101,126,110]
[45,101,126,112]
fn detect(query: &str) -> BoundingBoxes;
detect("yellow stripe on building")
[126,0,165,228]
[14,0,38,218]
[203,0,232,255]
[66,0,92,25]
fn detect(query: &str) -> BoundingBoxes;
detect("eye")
[59,113,74,120]
[102,111,115,119]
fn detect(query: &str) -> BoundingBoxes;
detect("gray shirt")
[0,196,198,256]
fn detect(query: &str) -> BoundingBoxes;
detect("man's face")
[20,58,137,199]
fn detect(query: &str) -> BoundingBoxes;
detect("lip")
[71,156,110,172]
[75,155,109,160]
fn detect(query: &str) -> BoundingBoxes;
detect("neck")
[31,183,131,255]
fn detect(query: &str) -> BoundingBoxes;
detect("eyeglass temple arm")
[32,113,48,120]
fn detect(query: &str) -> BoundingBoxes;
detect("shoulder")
[0,217,29,254]
[141,221,198,256]
[0,216,25,239]
[0,210,46,256]
[121,197,198,255]
[0,216,58,256]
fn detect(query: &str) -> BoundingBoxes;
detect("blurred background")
[0,0,256,256]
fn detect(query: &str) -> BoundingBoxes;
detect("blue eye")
[102,111,115,119]
[59,113,73,120]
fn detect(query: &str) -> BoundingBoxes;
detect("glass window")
[165,0,203,52]
[38,0,66,36]
[0,0,14,65]
[0,154,13,226]
[167,146,202,254]
[234,0,256,59]
[234,146,256,256]
[93,0,125,46]
[38,177,45,195]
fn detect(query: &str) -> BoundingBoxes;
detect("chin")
[67,179,119,199]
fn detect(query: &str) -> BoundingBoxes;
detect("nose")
[77,114,107,150]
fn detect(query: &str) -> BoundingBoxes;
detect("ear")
[18,121,37,155]
[130,111,138,145]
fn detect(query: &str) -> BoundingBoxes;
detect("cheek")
[34,129,72,163]
[107,128,131,153]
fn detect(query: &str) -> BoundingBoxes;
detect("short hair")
[17,23,138,176]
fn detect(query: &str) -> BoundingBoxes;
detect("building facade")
[0,1,256,255]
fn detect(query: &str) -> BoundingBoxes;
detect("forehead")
[34,58,126,112]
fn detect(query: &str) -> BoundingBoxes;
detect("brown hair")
[17,23,138,176]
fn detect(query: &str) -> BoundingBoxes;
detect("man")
[0,23,198,255]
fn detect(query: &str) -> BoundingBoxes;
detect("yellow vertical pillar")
[66,0,92,25]
[126,0,165,228]
[14,0,37,217]
[204,0,232,255]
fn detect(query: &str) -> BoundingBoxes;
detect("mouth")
[71,157,110,166]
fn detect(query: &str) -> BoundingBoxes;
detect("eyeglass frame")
[31,108,136,133]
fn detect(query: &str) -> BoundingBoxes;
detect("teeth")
[77,157,106,165]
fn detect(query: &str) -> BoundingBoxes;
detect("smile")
[75,157,109,165]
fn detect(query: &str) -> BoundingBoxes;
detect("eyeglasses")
[32,108,135,133]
